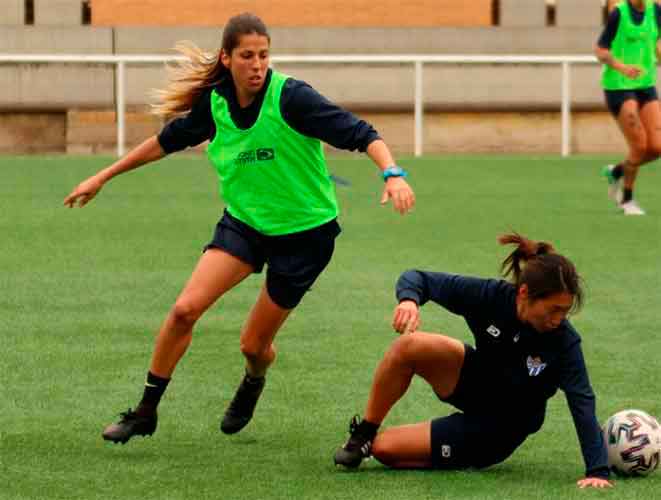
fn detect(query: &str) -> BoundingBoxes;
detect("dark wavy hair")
[498,232,583,314]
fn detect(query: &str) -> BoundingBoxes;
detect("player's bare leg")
[220,284,291,434]
[102,250,253,444]
[335,332,464,468]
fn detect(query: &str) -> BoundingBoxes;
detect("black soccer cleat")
[334,415,374,468]
[220,374,265,435]
[102,408,157,444]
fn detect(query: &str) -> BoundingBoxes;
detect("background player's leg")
[615,100,648,213]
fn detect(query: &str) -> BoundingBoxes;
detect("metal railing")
[0,54,598,157]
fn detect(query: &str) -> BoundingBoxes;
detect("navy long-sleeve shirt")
[158,68,380,154]
[597,1,661,49]
[396,270,609,479]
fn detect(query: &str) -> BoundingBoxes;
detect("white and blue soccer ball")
[603,409,661,477]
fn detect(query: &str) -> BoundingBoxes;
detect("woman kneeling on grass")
[64,12,414,444]
[334,233,612,489]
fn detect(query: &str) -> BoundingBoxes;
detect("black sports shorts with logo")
[204,209,340,309]
[429,344,538,469]
[604,87,658,117]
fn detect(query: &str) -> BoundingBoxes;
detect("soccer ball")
[603,409,661,476]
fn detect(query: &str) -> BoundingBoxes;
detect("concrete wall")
[500,0,546,27]
[0,26,604,110]
[1,25,602,55]
[111,26,602,55]
[0,113,66,153]
[0,109,626,155]
[66,110,163,154]
[556,0,604,28]
[0,27,114,110]
[1,15,618,154]
[0,0,24,25]
[0,26,112,53]
[34,0,82,25]
[272,62,606,112]
[117,60,607,111]
[91,0,493,27]
[360,110,626,155]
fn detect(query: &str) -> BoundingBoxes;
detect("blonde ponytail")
[151,41,227,118]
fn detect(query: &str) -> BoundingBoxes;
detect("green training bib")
[602,1,658,90]
[207,71,339,236]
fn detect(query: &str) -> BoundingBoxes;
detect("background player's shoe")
[620,200,645,215]
[602,165,623,204]
[334,415,375,468]
[102,409,157,444]
[220,373,265,434]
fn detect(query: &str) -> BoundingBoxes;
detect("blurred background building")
[0,1,626,154]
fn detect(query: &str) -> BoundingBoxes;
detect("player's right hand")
[392,300,420,334]
[63,176,105,208]
[620,65,642,80]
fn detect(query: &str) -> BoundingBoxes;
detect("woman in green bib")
[64,12,415,444]
[596,0,661,215]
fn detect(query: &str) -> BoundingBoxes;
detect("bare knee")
[387,334,421,368]
[170,299,204,328]
[240,336,274,363]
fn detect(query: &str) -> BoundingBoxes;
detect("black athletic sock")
[622,188,633,204]
[244,371,265,385]
[136,371,170,416]
[612,163,624,180]
[357,419,380,438]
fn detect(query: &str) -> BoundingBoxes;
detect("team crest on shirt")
[441,445,452,458]
[526,355,547,377]
[486,325,501,338]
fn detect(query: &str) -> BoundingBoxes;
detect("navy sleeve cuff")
[396,290,421,305]
[363,133,382,152]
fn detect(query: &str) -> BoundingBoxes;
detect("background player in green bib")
[596,0,661,215]
[64,13,415,444]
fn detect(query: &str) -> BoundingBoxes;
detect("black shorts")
[604,87,658,117]
[204,210,341,309]
[430,345,536,470]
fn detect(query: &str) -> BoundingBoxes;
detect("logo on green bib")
[234,147,275,166]
[256,148,275,161]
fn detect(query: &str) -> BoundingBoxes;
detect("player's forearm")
[97,135,165,184]
[594,46,623,71]
[366,139,395,171]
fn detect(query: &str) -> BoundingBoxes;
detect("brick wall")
[90,0,493,27]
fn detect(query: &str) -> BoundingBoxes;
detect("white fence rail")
[0,54,598,157]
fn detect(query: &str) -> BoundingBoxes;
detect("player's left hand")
[381,177,415,215]
[576,477,613,489]
[392,300,420,334]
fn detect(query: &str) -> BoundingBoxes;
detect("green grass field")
[2,153,660,500]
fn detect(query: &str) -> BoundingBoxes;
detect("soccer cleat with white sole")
[620,200,645,215]
[602,165,623,204]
